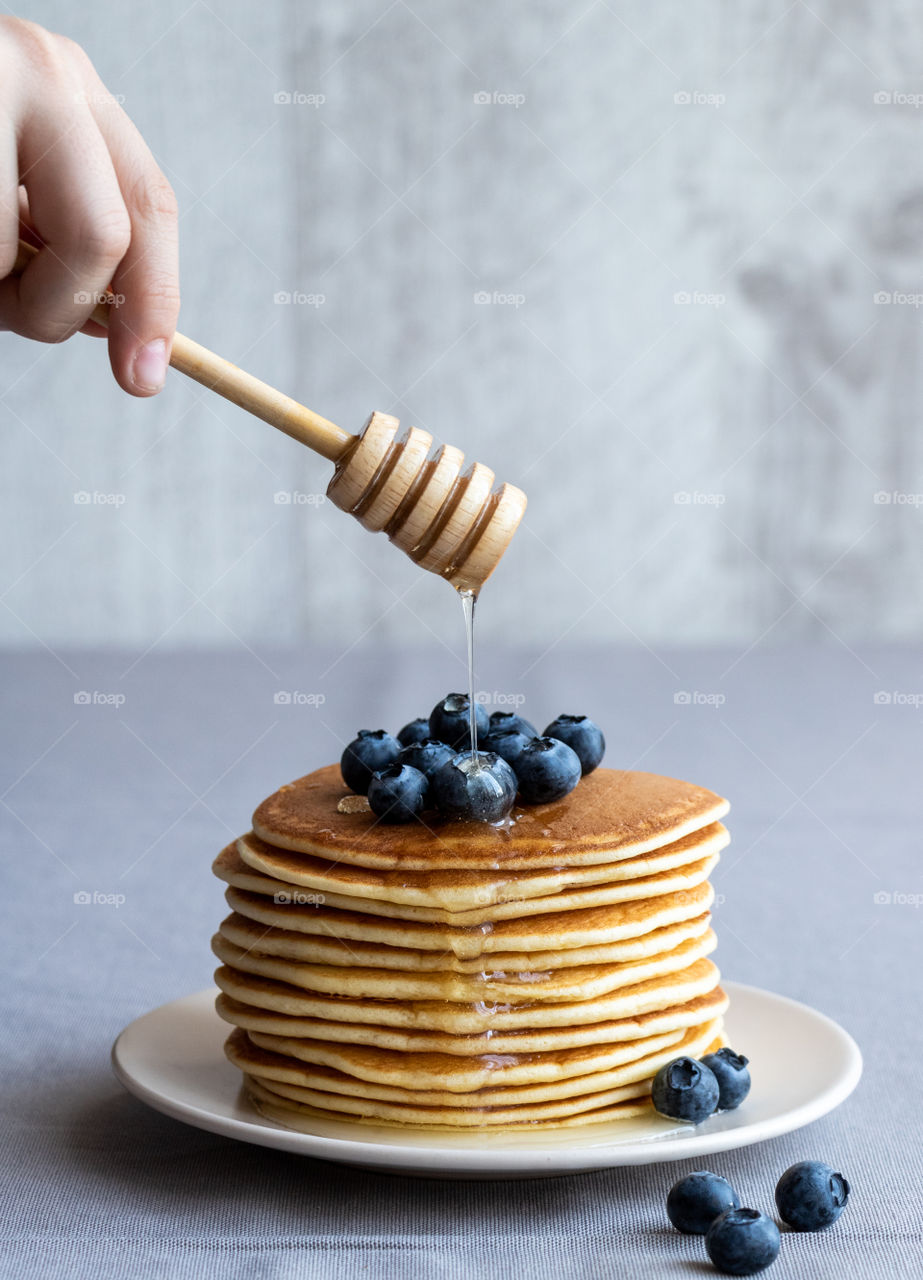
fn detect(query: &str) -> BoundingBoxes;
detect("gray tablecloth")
[1,644,920,1279]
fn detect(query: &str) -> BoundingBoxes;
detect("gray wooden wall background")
[2,0,922,653]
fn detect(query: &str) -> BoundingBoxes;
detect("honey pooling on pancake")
[212,765,729,1132]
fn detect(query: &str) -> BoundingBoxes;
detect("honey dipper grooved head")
[326,412,527,591]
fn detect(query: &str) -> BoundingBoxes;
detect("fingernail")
[132,339,168,392]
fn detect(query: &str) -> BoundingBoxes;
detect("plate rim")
[111,979,862,1175]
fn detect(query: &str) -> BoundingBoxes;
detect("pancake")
[239,1053,650,1112]
[234,823,728,912]
[227,1026,678,1095]
[220,874,715,958]
[212,926,717,1003]
[247,1024,726,1130]
[244,1072,656,1132]
[214,760,732,1136]
[219,841,719,925]
[215,907,713,972]
[214,956,722,1033]
[228,1018,722,1103]
[251,764,729,871]
[216,985,730,1054]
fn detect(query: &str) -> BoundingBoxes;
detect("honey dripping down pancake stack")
[212,758,731,1134]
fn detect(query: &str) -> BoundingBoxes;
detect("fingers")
[0,20,180,396]
[0,23,130,343]
[64,41,180,395]
[14,187,105,338]
[0,117,20,280]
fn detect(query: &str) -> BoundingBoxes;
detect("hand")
[0,17,179,395]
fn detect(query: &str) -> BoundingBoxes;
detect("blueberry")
[428,693,489,750]
[367,764,428,824]
[488,711,538,739]
[431,751,517,822]
[512,736,582,804]
[542,714,605,775]
[705,1208,780,1275]
[651,1056,720,1124]
[667,1171,740,1235]
[701,1048,751,1111]
[482,725,534,766]
[397,738,456,800]
[396,717,430,748]
[775,1160,850,1231]
[340,730,401,795]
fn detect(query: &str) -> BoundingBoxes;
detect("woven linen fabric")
[1,647,920,1279]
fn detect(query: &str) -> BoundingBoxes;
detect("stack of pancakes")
[212,764,730,1133]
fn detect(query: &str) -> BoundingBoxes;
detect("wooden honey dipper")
[13,240,527,592]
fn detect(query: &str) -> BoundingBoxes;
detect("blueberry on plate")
[397,738,456,799]
[428,693,490,750]
[482,725,534,767]
[775,1160,850,1231]
[488,710,538,739]
[701,1048,751,1111]
[431,751,517,823]
[667,1171,740,1235]
[651,1056,720,1124]
[396,717,431,748]
[340,730,401,795]
[542,714,605,775]
[367,764,429,823]
[705,1208,780,1275]
[513,736,582,804]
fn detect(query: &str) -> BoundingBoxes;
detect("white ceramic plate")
[111,981,861,1179]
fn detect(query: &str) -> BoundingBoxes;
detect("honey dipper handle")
[167,333,351,460]
[11,239,354,463]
